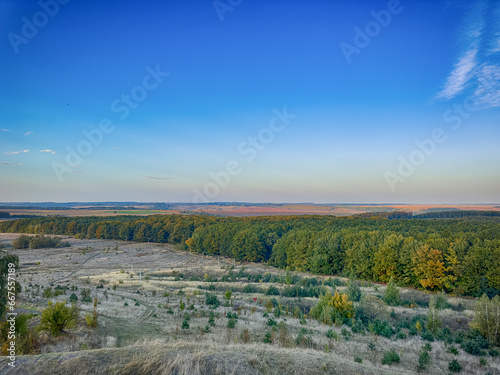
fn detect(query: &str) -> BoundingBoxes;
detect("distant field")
[103,210,173,215]
[1,204,499,218]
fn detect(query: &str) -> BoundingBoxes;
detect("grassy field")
[0,234,498,375]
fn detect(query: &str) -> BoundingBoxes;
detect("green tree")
[384,277,400,306]
[426,297,441,335]
[470,294,500,346]
[39,301,78,337]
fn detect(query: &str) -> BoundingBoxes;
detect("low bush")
[265,285,280,296]
[39,301,78,337]
[448,359,462,373]
[381,349,400,365]
[205,293,220,308]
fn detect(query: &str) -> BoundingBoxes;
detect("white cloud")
[1,129,9,132]
[473,64,500,108]
[4,149,29,155]
[436,1,500,108]
[437,48,478,100]
[39,149,56,154]
[24,131,34,136]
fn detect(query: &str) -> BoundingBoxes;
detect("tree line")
[1,214,499,297]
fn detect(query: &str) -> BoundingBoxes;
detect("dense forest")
[1,213,499,298]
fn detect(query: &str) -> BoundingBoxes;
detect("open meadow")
[0,233,498,375]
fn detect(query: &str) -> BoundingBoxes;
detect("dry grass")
[2,234,499,375]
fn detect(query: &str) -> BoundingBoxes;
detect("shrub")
[422,343,432,352]
[421,331,434,342]
[311,290,354,325]
[448,345,459,355]
[224,290,232,300]
[426,297,442,335]
[69,293,78,303]
[227,318,237,329]
[461,330,489,355]
[435,291,449,309]
[205,293,220,308]
[397,331,407,340]
[43,287,53,299]
[208,312,215,326]
[371,319,395,338]
[381,349,400,365]
[267,318,277,327]
[85,298,99,328]
[80,288,92,303]
[263,331,273,344]
[461,339,485,355]
[12,235,31,249]
[39,301,78,337]
[384,278,400,306]
[326,329,338,340]
[13,234,61,249]
[346,276,362,302]
[448,359,462,373]
[354,356,363,363]
[471,294,500,347]
[181,319,189,329]
[241,329,250,343]
[265,285,280,296]
[277,322,291,347]
[417,350,430,371]
[357,294,388,322]
[243,284,259,293]
[296,328,315,348]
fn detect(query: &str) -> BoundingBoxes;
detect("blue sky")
[0,0,499,203]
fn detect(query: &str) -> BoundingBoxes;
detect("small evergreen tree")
[384,277,400,306]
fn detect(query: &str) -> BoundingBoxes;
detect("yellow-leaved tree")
[412,244,446,290]
[310,290,354,325]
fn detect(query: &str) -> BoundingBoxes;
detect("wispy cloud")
[24,131,34,136]
[436,1,500,108]
[143,176,173,181]
[39,149,56,154]
[0,162,12,166]
[1,129,9,132]
[113,147,122,150]
[4,149,29,155]
[437,49,477,100]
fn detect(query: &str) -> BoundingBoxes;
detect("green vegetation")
[381,349,400,365]
[12,234,68,249]
[39,301,78,337]
[2,214,500,297]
